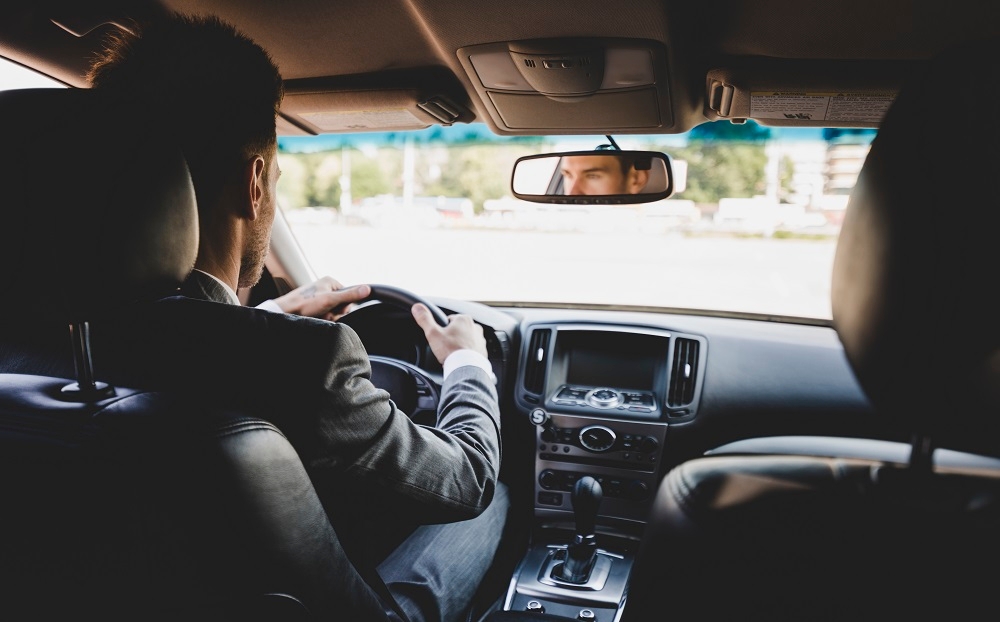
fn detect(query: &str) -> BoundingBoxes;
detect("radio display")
[561,330,669,391]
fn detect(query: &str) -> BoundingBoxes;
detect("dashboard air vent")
[668,337,699,407]
[523,328,551,395]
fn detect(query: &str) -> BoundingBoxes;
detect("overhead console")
[456,38,673,135]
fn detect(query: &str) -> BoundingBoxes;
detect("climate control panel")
[539,421,659,459]
[532,411,668,524]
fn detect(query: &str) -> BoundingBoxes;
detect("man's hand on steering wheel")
[272,276,371,321]
[412,303,489,365]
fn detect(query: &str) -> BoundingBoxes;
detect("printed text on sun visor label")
[302,109,424,131]
[750,92,896,122]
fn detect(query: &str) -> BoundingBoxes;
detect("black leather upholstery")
[0,88,398,620]
[0,375,394,620]
[623,36,1000,622]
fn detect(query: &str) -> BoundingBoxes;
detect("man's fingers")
[411,303,438,333]
[341,283,371,301]
[317,275,344,291]
[324,284,370,305]
[412,302,427,322]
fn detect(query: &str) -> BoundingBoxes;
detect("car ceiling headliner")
[1,0,998,135]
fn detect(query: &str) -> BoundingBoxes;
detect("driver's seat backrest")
[0,376,384,620]
[622,35,1000,622]
[0,87,397,621]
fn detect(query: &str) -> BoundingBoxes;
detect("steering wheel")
[354,284,450,425]
[362,284,449,327]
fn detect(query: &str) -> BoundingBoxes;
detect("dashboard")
[341,296,880,533]
[514,323,705,526]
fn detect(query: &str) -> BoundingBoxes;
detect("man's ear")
[628,168,651,194]
[241,155,267,220]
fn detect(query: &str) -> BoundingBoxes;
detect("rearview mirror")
[511,150,673,204]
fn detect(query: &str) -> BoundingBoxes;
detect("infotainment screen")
[560,330,668,391]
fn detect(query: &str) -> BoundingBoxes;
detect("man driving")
[1,12,508,622]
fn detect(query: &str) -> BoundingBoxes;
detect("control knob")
[638,435,659,454]
[539,469,558,489]
[579,425,616,452]
[585,387,622,408]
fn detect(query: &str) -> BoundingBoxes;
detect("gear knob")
[572,476,603,537]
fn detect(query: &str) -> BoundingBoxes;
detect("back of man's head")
[88,13,284,209]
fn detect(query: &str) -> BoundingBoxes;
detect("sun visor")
[277,68,475,135]
[458,38,672,135]
[704,60,918,128]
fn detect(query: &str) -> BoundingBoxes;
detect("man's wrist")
[256,298,284,313]
[443,349,496,383]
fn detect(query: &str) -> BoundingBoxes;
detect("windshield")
[278,123,873,321]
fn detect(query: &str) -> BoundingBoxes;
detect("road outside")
[288,215,837,321]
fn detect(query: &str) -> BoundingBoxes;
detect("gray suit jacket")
[1,271,502,524]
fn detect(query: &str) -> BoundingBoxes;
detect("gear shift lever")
[557,475,603,583]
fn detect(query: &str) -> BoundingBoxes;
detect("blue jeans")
[377,482,511,622]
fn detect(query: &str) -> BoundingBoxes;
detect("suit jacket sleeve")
[294,320,502,524]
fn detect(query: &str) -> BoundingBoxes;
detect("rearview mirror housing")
[511,150,673,204]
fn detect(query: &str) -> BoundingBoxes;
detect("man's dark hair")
[88,13,284,208]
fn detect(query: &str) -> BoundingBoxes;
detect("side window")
[0,58,65,91]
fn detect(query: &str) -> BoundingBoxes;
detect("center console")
[505,323,705,620]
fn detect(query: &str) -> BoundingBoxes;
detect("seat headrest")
[832,36,1000,453]
[0,88,198,324]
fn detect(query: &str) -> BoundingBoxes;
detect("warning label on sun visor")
[302,109,425,131]
[750,92,896,123]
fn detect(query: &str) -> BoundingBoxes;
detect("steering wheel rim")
[363,284,449,327]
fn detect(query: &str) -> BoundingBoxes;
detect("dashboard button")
[539,470,558,489]
[537,492,562,506]
[624,480,650,501]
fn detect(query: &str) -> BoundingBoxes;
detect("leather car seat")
[622,36,1000,621]
[0,88,401,621]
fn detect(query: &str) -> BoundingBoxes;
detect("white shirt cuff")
[256,299,284,313]
[443,349,497,384]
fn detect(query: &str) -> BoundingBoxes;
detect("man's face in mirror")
[560,155,650,195]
